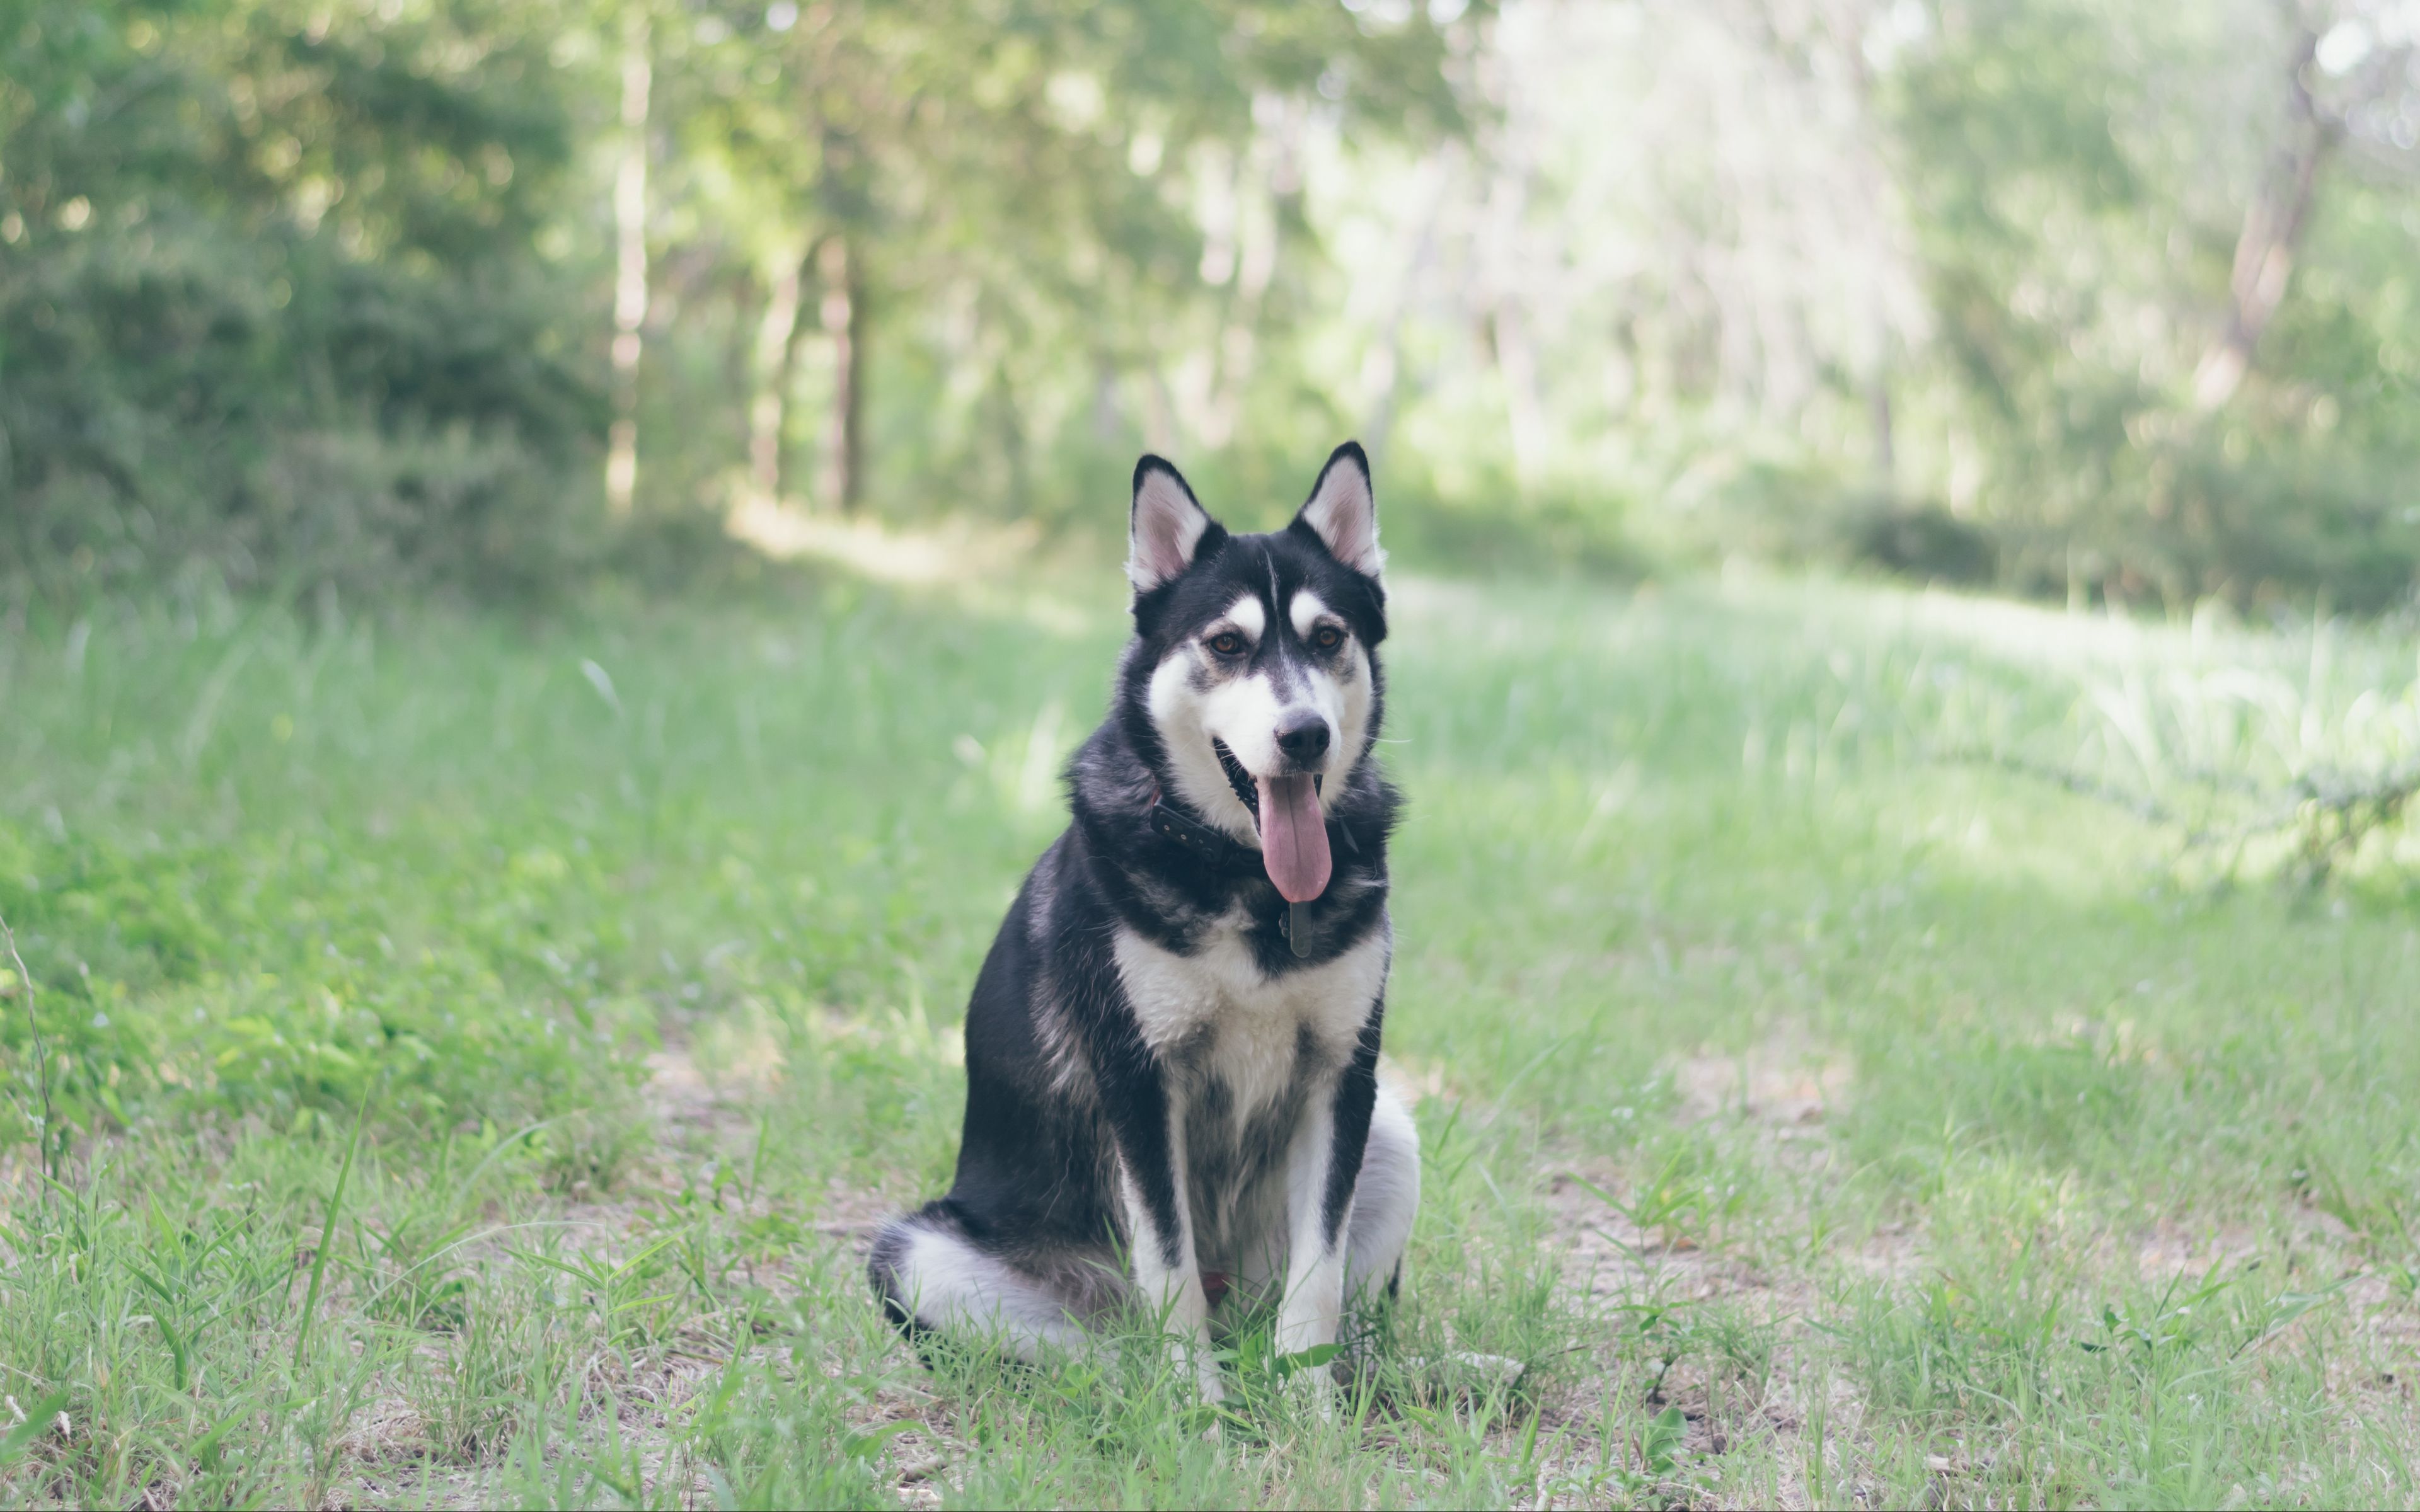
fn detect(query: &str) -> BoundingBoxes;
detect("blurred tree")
[606,2,655,515]
[1,0,603,598]
[10,0,2417,610]
[652,0,1468,517]
[1884,0,2420,607]
[2195,1,2420,410]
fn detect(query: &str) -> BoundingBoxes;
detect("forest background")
[13,5,2420,1505]
[9,0,2420,612]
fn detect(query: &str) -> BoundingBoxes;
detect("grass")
[1,556,2417,1507]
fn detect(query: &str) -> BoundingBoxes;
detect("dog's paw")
[1191,1359,1229,1444]
[1283,1366,1340,1424]
[1404,1350,1527,1399]
[1173,1340,1226,1407]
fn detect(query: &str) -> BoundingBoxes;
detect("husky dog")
[869,442,1417,1399]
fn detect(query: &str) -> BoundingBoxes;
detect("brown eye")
[1312,624,1344,651]
[1207,631,1246,656]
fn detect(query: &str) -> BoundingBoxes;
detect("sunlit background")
[8,0,2420,607]
[8,5,2420,1506]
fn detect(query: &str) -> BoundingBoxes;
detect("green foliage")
[13,0,2420,608]
[0,816,653,1147]
[1882,0,2420,609]
[0,0,606,600]
[1,0,1471,602]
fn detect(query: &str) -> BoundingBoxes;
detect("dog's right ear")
[1127,455,1222,595]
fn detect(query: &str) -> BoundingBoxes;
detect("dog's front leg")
[1276,1009,1385,1363]
[1100,1054,1221,1404]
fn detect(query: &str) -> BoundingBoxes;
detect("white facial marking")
[1148,653,1277,844]
[1288,590,1332,639]
[1221,593,1265,643]
[1326,640,1373,785]
[1150,588,1376,832]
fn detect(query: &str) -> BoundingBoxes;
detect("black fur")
[870,444,1402,1345]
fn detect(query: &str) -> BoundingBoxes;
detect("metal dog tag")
[1286,902,1313,959]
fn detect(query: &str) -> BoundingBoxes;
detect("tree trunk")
[1841,12,1899,493]
[1361,151,1449,466]
[1869,365,1896,486]
[816,235,864,513]
[2193,28,2329,411]
[1495,293,1549,493]
[1488,185,1548,492]
[604,12,652,515]
[1480,83,1547,493]
[747,245,809,501]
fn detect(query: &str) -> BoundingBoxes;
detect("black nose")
[1274,713,1331,765]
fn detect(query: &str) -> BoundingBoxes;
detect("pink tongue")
[1256,775,1331,903]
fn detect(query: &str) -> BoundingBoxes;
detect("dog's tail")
[866,1202,950,1348]
[868,1200,1103,1367]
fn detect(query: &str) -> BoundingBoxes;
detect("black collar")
[1145,788,1269,879]
[1144,786,1335,959]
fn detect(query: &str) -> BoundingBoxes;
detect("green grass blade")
[292,1083,373,1372]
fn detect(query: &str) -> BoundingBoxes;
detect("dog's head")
[1121,442,1388,904]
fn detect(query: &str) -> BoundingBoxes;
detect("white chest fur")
[1112,914,1389,1109]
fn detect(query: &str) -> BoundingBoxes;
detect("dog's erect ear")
[1127,455,1218,594]
[1293,441,1383,579]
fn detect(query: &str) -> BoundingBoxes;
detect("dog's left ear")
[1293,441,1384,580]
